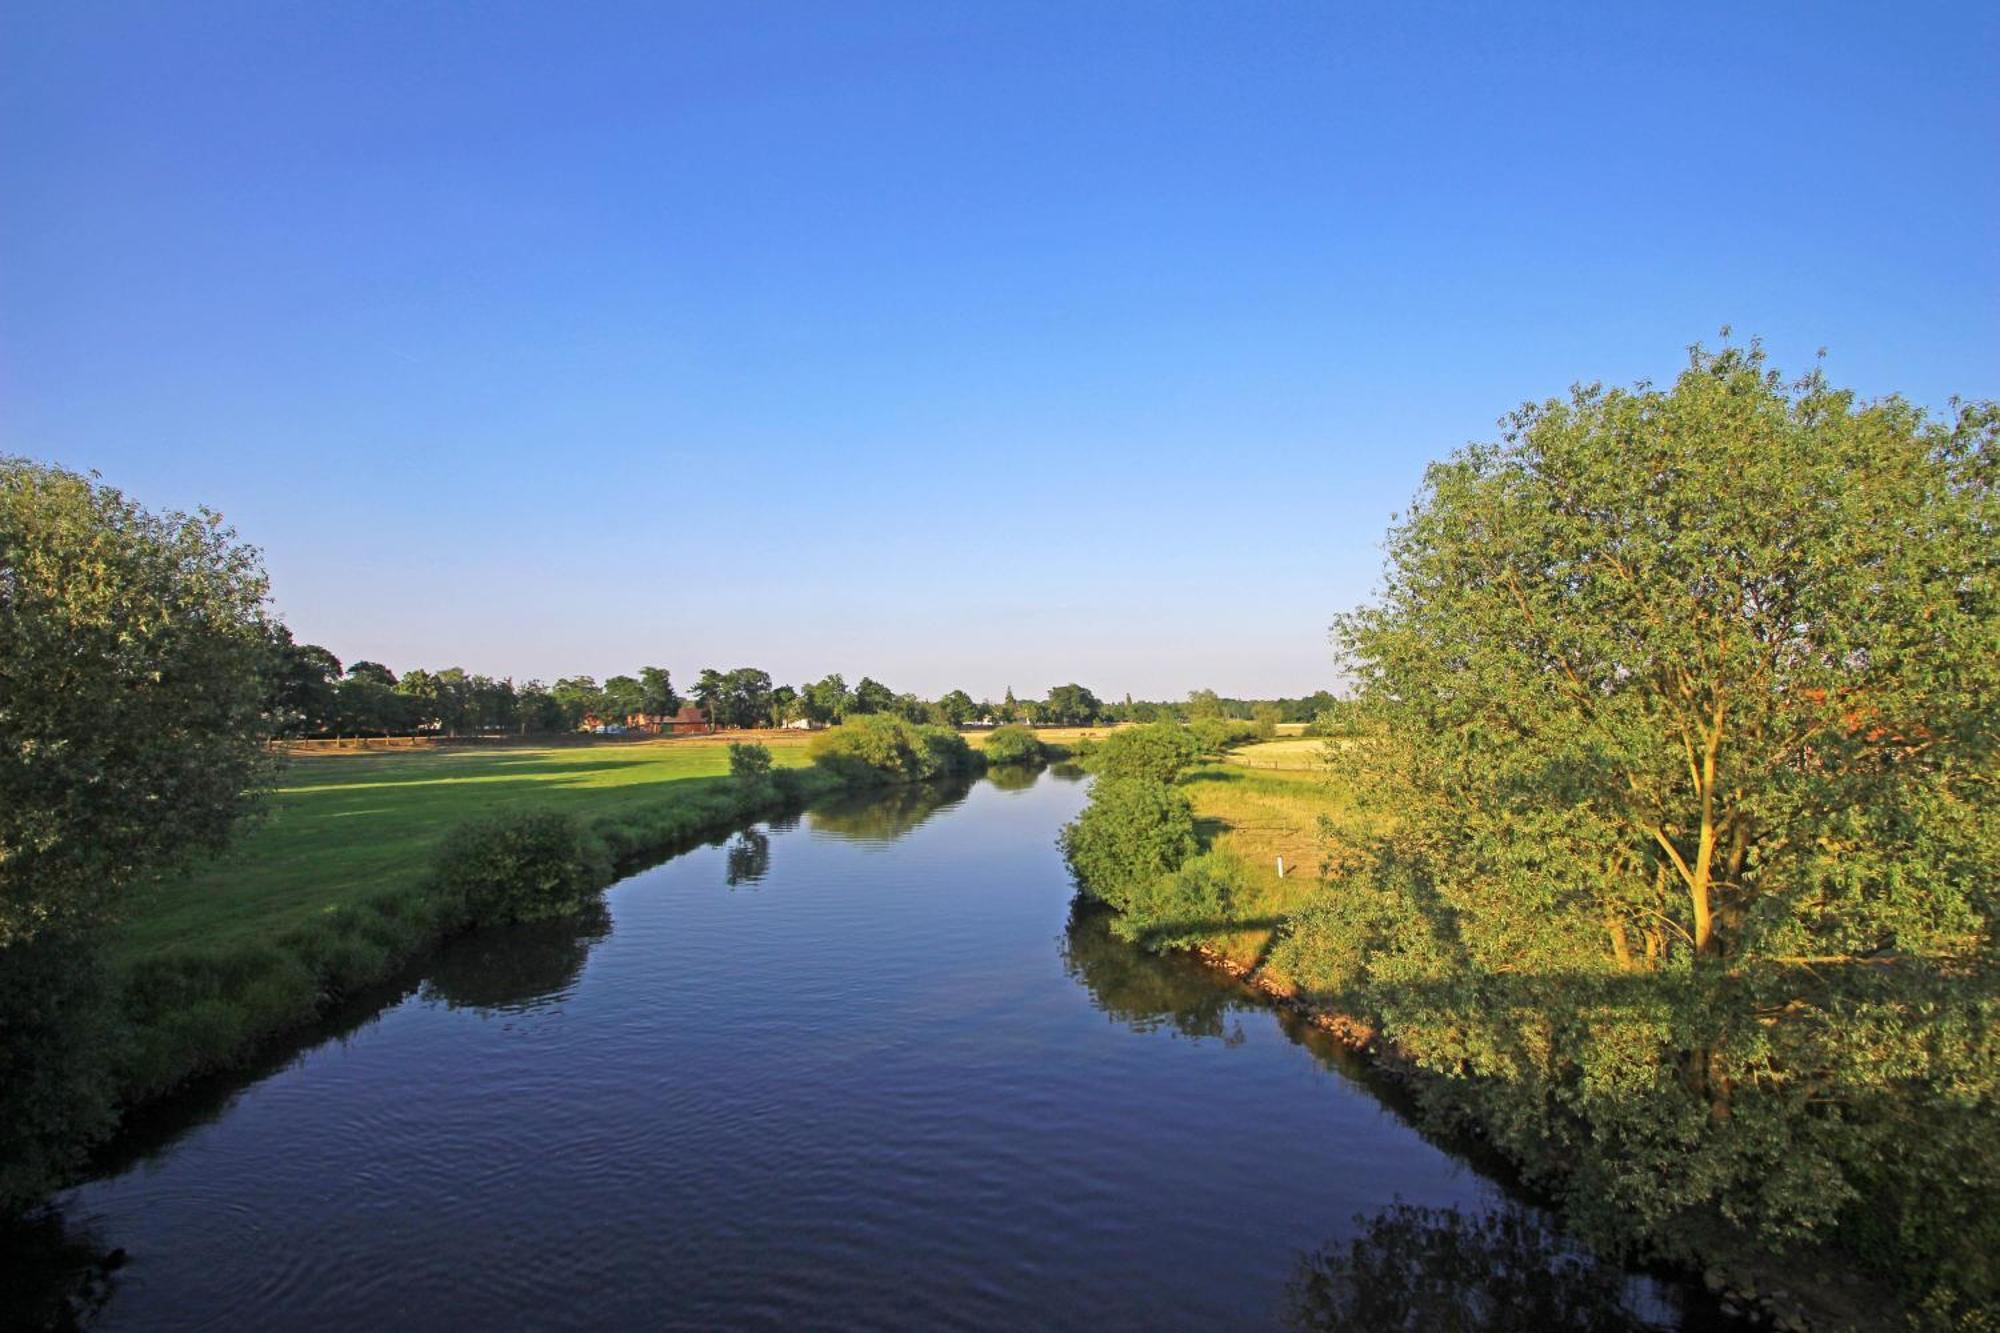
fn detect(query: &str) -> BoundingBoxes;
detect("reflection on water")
[418,908,611,1014]
[1060,903,1248,1045]
[983,762,1042,791]
[0,1209,121,1331]
[723,828,770,887]
[1283,1203,1665,1332]
[805,773,975,842]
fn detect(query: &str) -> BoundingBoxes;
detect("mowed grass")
[111,734,818,962]
[1182,758,1384,970]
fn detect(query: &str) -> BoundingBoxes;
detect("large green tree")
[1,459,278,945]
[1331,345,1999,1291]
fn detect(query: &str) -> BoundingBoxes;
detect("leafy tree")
[932,689,977,727]
[1058,777,1199,912]
[1334,344,1999,1292]
[768,684,799,727]
[803,674,851,725]
[1044,682,1103,725]
[638,666,677,717]
[728,742,774,787]
[345,660,396,687]
[268,631,342,735]
[1185,688,1225,720]
[998,687,1020,723]
[1251,703,1284,739]
[1091,722,1201,783]
[851,676,896,716]
[332,676,408,736]
[514,680,568,734]
[690,669,726,726]
[600,674,645,726]
[808,714,978,784]
[550,676,602,730]
[1,458,277,944]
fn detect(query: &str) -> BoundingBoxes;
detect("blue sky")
[4,3,1995,699]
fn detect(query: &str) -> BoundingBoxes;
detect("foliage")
[1251,703,1284,739]
[1188,716,1258,755]
[1089,722,1202,783]
[429,810,608,926]
[982,723,1047,766]
[1282,1203,1645,1332]
[728,741,775,786]
[1326,344,1999,1297]
[808,714,980,785]
[1059,777,1199,911]
[0,458,277,947]
[1043,682,1104,725]
[1108,850,1247,951]
[0,931,119,1212]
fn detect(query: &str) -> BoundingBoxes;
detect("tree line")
[269,644,1336,738]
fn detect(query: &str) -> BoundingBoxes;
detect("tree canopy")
[1,459,278,944]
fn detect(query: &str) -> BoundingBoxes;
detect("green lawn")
[112,735,817,962]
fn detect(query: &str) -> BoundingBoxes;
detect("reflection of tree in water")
[419,906,610,1015]
[984,762,1043,792]
[0,1208,122,1331]
[1282,1204,1655,1333]
[1046,761,1087,782]
[806,775,975,844]
[725,828,770,887]
[1059,904,1247,1044]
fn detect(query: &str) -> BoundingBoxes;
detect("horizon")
[5,3,1995,699]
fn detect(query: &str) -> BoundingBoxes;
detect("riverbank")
[1084,741,1910,1333]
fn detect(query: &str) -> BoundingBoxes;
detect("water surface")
[46,770,1724,1329]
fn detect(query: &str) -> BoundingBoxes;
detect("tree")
[268,631,342,735]
[851,676,896,716]
[550,676,602,730]
[768,684,799,727]
[690,669,726,727]
[345,660,396,688]
[932,689,977,727]
[1334,343,1999,1284]
[600,674,645,726]
[723,668,773,729]
[1044,682,1103,725]
[1185,688,1224,720]
[803,674,851,725]
[638,666,678,718]
[1,457,277,943]
[332,676,408,736]
[998,687,1020,724]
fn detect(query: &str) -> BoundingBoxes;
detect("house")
[628,704,713,736]
[782,716,825,731]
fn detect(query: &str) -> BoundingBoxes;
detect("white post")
[1276,856,1286,879]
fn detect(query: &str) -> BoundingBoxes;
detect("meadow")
[113,733,820,962]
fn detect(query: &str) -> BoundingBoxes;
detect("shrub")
[809,714,980,785]
[1109,850,1247,951]
[728,742,774,785]
[1188,717,1258,756]
[1089,722,1201,783]
[983,724,1045,766]
[1058,777,1199,912]
[430,810,607,926]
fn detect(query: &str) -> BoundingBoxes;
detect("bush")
[728,742,774,785]
[1089,722,1201,783]
[1058,777,1199,912]
[430,810,607,926]
[983,724,1045,766]
[1109,850,1247,952]
[1188,717,1258,756]
[808,714,980,785]
[0,932,118,1212]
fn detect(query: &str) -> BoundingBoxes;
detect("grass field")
[112,733,821,963]
[1179,751,1381,971]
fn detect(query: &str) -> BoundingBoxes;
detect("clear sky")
[4,3,1995,700]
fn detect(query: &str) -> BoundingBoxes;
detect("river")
[39,768,1729,1329]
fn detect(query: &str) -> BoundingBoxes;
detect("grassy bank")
[108,734,834,1102]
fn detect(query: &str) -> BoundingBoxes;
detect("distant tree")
[1251,703,1284,738]
[268,632,343,735]
[690,669,726,727]
[1044,683,1103,725]
[892,692,929,723]
[932,689,977,727]
[550,676,602,730]
[803,674,851,725]
[851,676,896,716]
[0,458,277,944]
[638,666,678,718]
[515,680,568,733]
[722,667,773,729]
[1185,688,1224,720]
[332,676,408,736]
[600,674,645,726]
[998,688,1020,724]
[345,660,397,688]
[768,684,799,727]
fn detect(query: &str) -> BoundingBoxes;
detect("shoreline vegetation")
[16,720,1068,1217]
